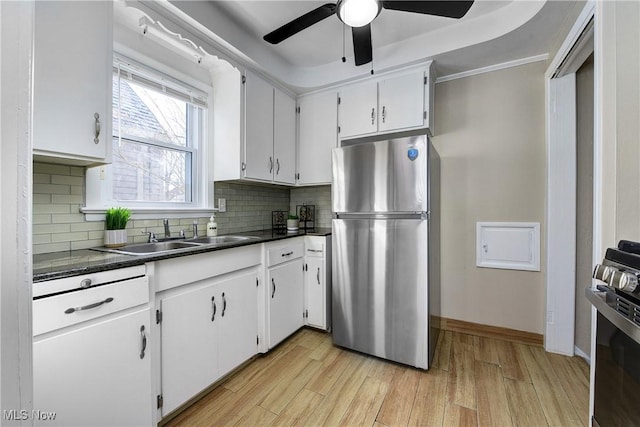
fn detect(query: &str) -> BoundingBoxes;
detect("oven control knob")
[609,271,639,292]
[593,264,613,283]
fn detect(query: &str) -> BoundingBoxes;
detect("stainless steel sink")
[186,235,260,245]
[91,241,203,256]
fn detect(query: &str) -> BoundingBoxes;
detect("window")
[83,55,214,219]
[111,59,206,205]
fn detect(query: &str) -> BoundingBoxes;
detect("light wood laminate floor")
[166,328,590,427]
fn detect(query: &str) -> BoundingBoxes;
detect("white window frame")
[83,53,215,220]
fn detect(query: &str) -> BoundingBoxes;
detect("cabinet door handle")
[211,296,216,322]
[222,292,227,317]
[139,325,147,359]
[382,106,386,123]
[276,158,280,175]
[64,297,113,314]
[317,267,321,285]
[94,113,101,144]
[271,278,276,298]
[269,156,273,173]
[371,108,375,125]
[281,251,294,257]
[307,249,323,253]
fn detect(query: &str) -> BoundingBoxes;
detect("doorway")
[545,4,595,357]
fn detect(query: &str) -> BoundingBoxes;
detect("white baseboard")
[574,345,591,364]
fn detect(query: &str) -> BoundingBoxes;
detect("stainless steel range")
[588,240,640,427]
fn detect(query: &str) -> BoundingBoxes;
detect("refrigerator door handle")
[333,212,427,220]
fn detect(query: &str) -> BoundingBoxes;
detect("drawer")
[304,237,325,258]
[267,241,304,267]
[33,265,146,298]
[33,276,149,336]
[155,245,262,292]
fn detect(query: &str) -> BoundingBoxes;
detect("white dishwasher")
[32,265,153,427]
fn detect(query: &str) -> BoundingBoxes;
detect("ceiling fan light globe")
[337,0,381,28]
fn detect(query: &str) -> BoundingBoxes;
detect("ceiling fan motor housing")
[336,0,382,28]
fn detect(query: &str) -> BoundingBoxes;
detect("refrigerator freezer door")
[332,218,430,368]
[332,135,428,214]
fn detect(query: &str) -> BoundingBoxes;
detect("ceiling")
[131,1,586,92]
[210,0,512,68]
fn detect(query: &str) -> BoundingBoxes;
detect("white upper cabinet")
[33,1,113,165]
[378,71,427,133]
[337,62,434,140]
[338,81,378,138]
[215,69,296,185]
[297,91,338,185]
[273,88,297,184]
[244,71,275,182]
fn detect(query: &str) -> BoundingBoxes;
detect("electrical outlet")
[218,198,226,212]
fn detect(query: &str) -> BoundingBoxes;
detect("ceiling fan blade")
[382,1,474,19]
[352,24,372,66]
[263,3,337,44]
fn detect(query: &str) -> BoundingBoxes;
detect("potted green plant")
[287,213,299,232]
[104,207,131,248]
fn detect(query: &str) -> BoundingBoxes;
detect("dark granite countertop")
[33,228,331,283]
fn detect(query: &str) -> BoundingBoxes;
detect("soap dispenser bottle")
[207,214,218,237]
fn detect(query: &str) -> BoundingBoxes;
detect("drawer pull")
[307,249,323,253]
[222,292,227,317]
[281,251,294,257]
[64,297,114,314]
[139,325,147,359]
[94,113,101,144]
[80,278,93,288]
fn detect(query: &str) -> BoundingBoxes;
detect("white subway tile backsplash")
[33,163,330,254]
[51,175,84,186]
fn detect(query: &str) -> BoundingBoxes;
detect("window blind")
[114,56,208,108]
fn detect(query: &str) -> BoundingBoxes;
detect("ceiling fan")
[263,0,474,66]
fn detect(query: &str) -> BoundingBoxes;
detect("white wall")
[596,1,640,255]
[432,61,547,334]
[0,0,33,420]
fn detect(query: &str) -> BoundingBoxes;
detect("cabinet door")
[273,88,297,185]
[33,1,112,163]
[338,81,378,139]
[161,282,219,415]
[305,257,326,329]
[244,71,274,181]
[268,259,304,348]
[217,272,259,375]
[298,92,338,185]
[33,309,152,426]
[378,71,425,133]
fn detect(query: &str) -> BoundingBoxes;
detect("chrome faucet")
[143,230,158,243]
[192,221,198,239]
[163,219,171,238]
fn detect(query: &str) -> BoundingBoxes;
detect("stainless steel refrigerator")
[331,133,440,369]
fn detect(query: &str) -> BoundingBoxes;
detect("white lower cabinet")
[305,257,326,328]
[303,236,332,331]
[268,259,304,348]
[265,239,305,348]
[159,271,258,416]
[33,302,152,426]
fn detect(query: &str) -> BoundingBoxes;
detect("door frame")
[544,1,596,356]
